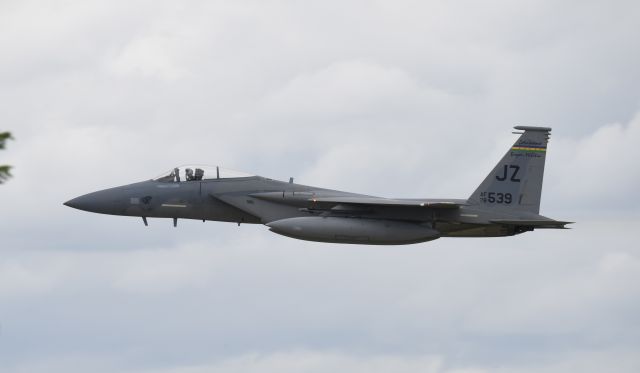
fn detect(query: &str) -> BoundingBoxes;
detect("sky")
[1,0,639,372]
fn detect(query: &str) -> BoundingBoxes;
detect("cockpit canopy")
[154,165,255,182]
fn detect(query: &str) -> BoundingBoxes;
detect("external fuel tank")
[267,217,440,245]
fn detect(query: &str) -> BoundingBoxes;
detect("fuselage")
[64,175,533,244]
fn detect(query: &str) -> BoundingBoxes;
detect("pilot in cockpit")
[174,167,180,182]
[156,167,207,182]
[185,168,194,181]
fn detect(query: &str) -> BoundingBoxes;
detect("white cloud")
[128,352,472,373]
[545,112,640,213]
[109,35,190,80]
[7,348,640,373]
[1,0,640,372]
[0,259,56,297]
[260,60,431,120]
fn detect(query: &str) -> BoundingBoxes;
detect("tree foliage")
[0,132,13,184]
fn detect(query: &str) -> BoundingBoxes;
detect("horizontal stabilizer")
[490,219,573,229]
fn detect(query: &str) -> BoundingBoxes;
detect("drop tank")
[267,217,440,245]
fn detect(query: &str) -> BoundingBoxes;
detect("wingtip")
[513,125,552,132]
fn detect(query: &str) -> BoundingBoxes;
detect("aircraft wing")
[310,197,467,209]
[225,192,467,223]
[489,219,573,229]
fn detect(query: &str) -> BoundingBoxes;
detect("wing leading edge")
[310,196,467,209]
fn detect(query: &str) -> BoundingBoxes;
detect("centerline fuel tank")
[267,217,440,245]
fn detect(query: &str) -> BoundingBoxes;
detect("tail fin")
[468,126,551,214]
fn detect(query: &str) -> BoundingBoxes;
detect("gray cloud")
[1,0,639,372]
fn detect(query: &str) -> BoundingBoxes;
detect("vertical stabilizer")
[468,126,551,214]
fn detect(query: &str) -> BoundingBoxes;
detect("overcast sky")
[1,0,640,372]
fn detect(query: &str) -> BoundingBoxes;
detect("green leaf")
[1,131,13,184]
[0,132,12,150]
[0,165,11,184]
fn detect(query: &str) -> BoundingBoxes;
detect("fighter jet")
[64,126,570,244]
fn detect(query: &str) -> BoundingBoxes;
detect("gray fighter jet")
[65,126,570,244]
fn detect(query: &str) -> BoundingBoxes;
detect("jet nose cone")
[64,190,116,214]
[64,184,139,215]
[64,195,92,211]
